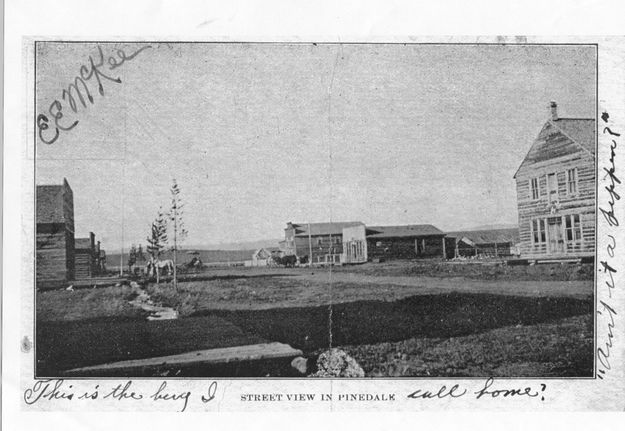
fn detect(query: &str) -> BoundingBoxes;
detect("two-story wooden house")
[514,102,595,261]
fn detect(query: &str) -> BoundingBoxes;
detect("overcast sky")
[35,43,596,251]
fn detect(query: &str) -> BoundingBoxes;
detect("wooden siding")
[293,234,344,263]
[516,149,595,258]
[75,250,94,279]
[36,180,75,289]
[36,223,75,289]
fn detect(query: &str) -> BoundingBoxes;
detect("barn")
[446,228,520,258]
[36,178,75,289]
[514,102,595,261]
[365,224,447,260]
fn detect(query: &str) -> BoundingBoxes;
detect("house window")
[317,238,322,246]
[567,169,578,194]
[565,214,582,242]
[530,177,539,200]
[531,219,546,245]
[547,173,558,202]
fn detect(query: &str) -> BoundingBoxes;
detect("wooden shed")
[74,233,97,279]
[514,102,595,261]
[36,179,75,289]
[446,228,520,258]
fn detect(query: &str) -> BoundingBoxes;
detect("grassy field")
[333,260,594,281]
[36,262,594,377]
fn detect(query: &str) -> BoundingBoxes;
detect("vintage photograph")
[34,42,596,378]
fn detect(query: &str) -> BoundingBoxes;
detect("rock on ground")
[290,356,309,375]
[309,348,365,377]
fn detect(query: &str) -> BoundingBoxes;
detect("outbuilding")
[446,228,520,258]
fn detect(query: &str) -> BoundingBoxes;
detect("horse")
[146,258,174,277]
[278,255,297,268]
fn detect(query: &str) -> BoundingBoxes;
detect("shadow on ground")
[205,292,592,353]
[37,292,592,377]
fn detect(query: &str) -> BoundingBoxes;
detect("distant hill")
[184,238,283,251]
[452,223,518,232]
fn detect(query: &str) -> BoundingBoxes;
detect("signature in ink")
[37,44,152,145]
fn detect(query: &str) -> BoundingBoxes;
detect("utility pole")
[173,203,177,290]
[308,222,313,267]
[120,171,124,278]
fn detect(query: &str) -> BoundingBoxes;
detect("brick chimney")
[550,101,558,121]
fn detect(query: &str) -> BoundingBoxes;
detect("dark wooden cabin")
[36,179,75,289]
[365,224,447,260]
[514,102,595,261]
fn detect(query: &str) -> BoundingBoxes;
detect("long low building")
[365,224,448,260]
[281,221,449,264]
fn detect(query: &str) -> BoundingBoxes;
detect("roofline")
[548,119,596,159]
[513,118,595,179]
[366,233,446,239]
[513,120,547,179]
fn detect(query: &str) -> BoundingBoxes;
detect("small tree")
[128,244,137,274]
[168,179,188,290]
[146,208,168,284]
[137,244,145,262]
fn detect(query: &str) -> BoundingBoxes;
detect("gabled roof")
[552,118,595,155]
[290,222,364,237]
[366,224,444,238]
[446,228,519,245]
[253,248,273,259]
[514,117,595,178]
